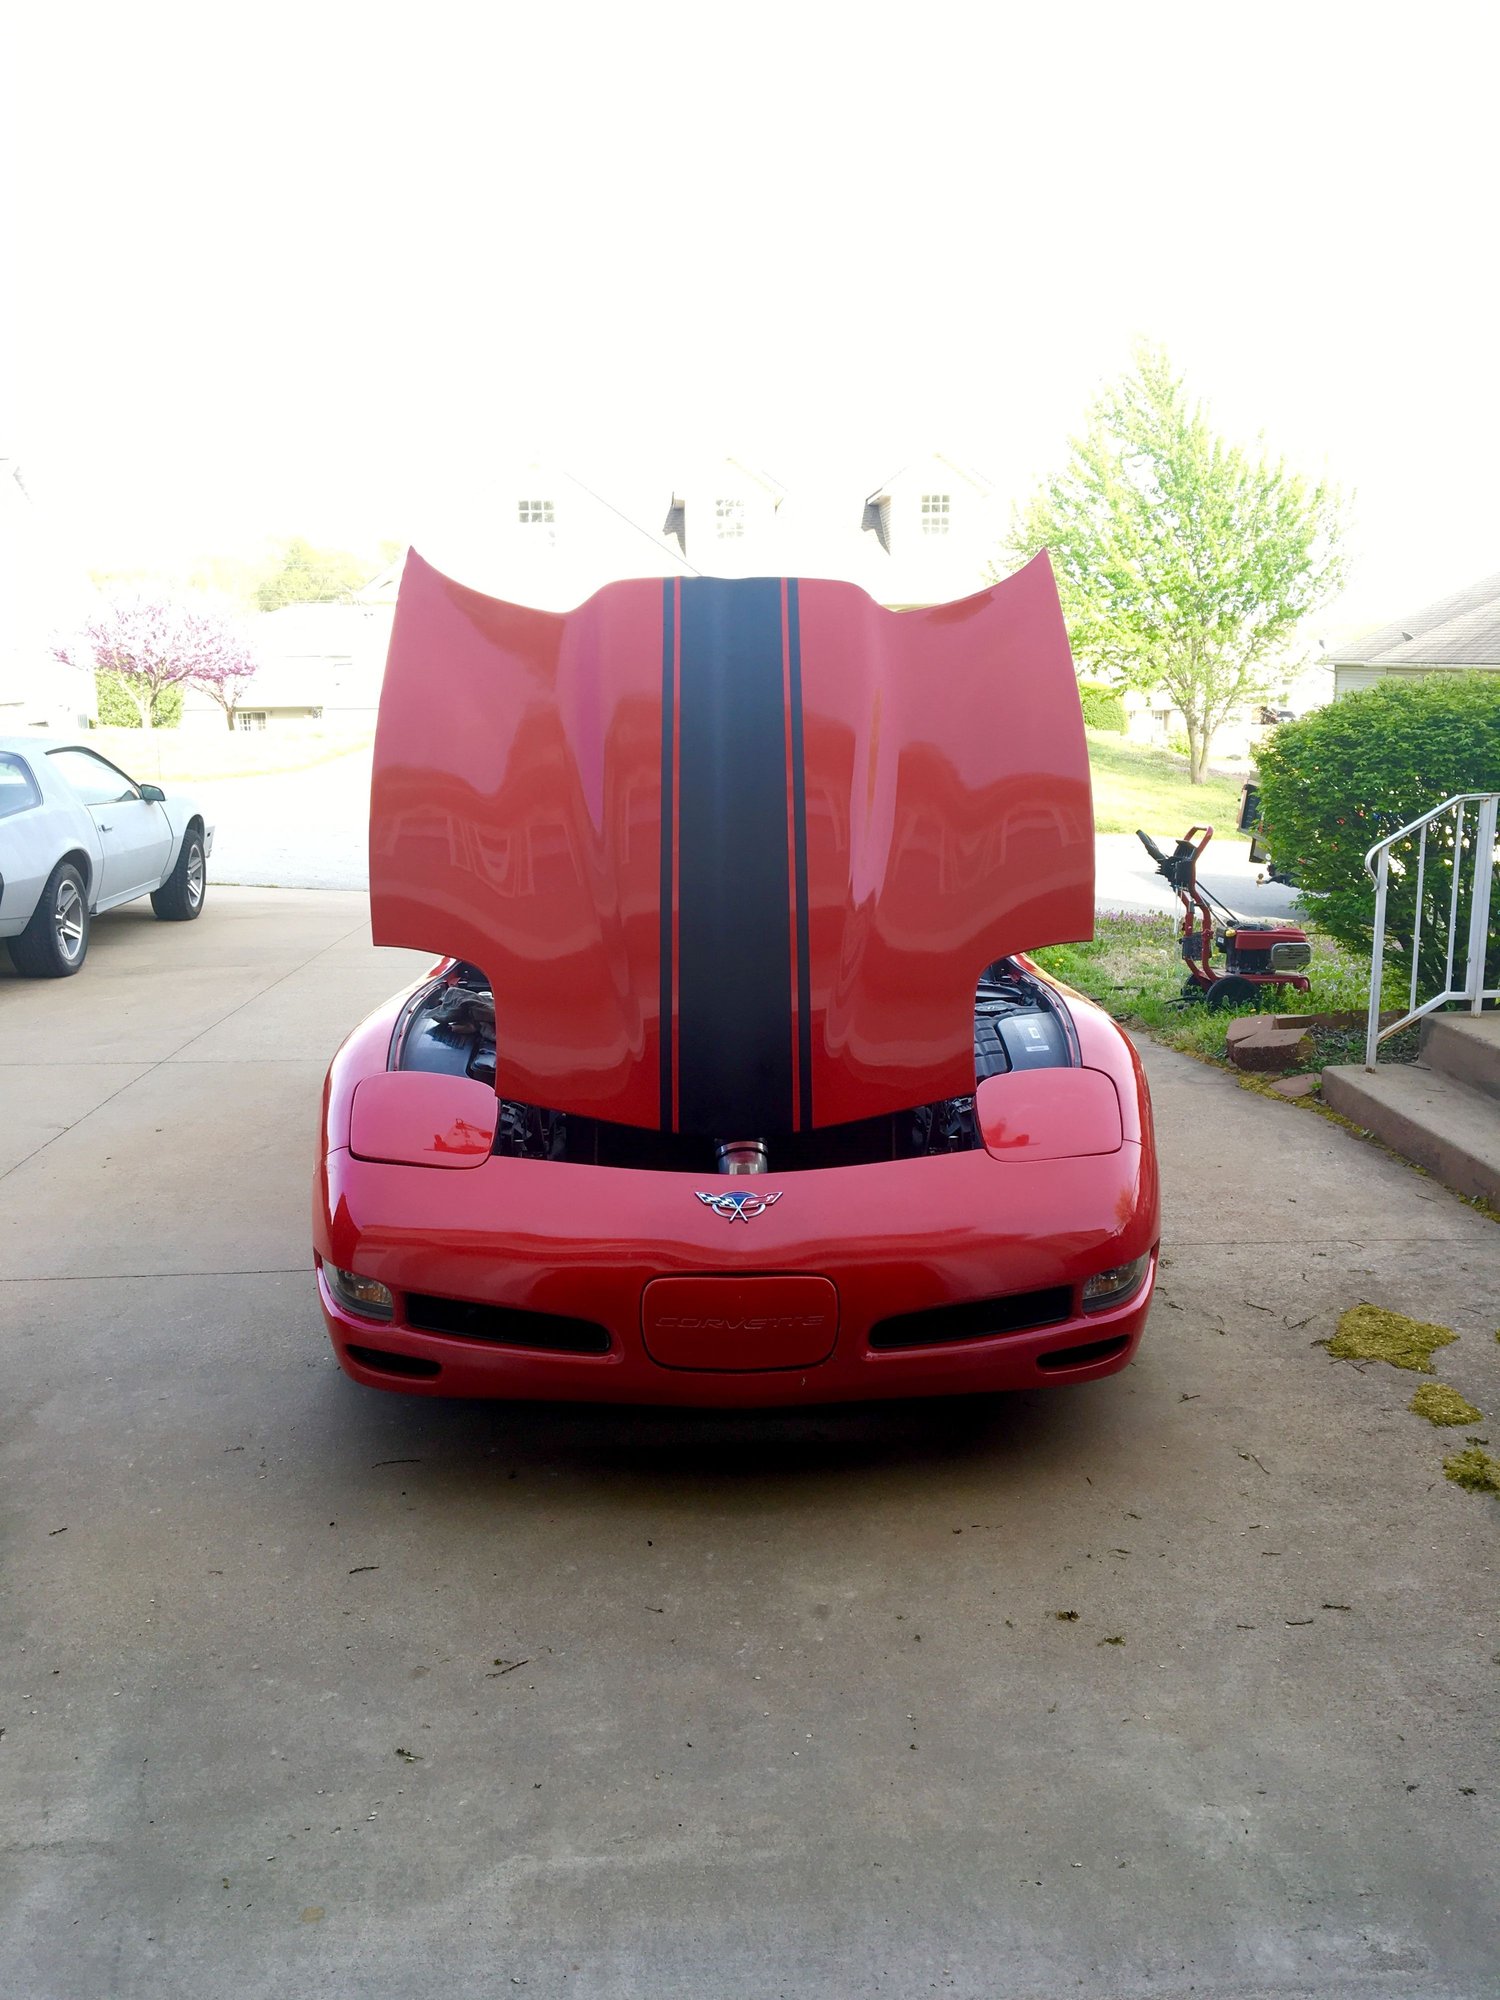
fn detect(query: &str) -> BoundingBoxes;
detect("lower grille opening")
[1037,1334,1131,1372]
[405,1293,611,1355]
[868,1286,1072,1351]
[346,1344,441,1380]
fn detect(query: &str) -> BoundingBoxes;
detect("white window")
[518,499,555,528]
[0,752,42,818]
[237,711,268,731]
[920,493,951,536]
[714,497,745,539]
[47,746,141,806]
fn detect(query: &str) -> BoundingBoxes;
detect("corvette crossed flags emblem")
[695,1190,783,1223]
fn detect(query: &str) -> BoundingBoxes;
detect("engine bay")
[392,960,1077,1171]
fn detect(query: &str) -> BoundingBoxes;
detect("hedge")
[1078,681,1126,733]
[1256,672,1500,987]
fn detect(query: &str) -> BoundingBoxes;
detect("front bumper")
[314,1140,1158,1407]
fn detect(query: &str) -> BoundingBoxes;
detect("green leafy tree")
[254,537,377,612]
[1004,344,1347,781]
[1256,674,1500,988]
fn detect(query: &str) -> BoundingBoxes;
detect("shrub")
[95,670,183,728]
[1256,672,1500,985]
[1078,681,1126,733]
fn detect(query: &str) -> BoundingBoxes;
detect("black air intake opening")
[869,1286,1072,1351]
[346,1344,442,1380]
[406,1294,611,1355]
[1037,1334,1131,1372]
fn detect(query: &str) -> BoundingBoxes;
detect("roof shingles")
[1329,571,1500,666]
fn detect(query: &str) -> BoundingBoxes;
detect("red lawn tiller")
[1136,825,1312,1009]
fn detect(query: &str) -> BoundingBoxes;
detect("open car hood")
[370,551,1092,1133]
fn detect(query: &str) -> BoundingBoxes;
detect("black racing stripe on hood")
[659,578,676,1129]
[786,579,813,1133]
[674,577,794,1135]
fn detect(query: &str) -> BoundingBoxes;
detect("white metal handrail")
[1364,791,1500,1068]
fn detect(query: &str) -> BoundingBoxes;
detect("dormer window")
[518,498,555,528]
[920,493,951,536]
[714,498,745,539]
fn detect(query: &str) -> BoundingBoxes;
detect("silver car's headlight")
[1081,1252,1152,1312]
[324,1264,395,1320]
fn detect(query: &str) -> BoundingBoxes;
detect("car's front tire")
[9,861,90,977]
[151,827,206,921]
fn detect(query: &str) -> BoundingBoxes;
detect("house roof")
[666,459,786,509]
[354,556,406,605]
[863,453,996,504]
[1327,571,1500,667]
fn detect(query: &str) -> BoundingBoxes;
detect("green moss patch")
[1328,1304,1457,1373]
[1410,1384,1483,1427]
[1442,1446,1500,1496]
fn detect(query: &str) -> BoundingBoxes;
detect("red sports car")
[313,551,1158,1405]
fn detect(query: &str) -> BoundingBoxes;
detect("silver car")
[0,736,215,977]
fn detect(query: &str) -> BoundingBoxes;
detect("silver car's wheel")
[55,877,85,960]
[8,861,91,978]
[151,828,207,922]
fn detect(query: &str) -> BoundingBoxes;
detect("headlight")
[324,1264,395,1320]
[1081,1252,1151,1312]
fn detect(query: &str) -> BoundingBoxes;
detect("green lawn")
[1086,729,1248,840]
[1033,911,1400,1074]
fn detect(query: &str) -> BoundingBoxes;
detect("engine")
[393,959,1075,1169]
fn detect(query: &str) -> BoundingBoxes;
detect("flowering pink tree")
[186,629,262,731]
[54,596,260,731]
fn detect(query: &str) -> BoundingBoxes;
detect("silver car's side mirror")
[139,783,166,803]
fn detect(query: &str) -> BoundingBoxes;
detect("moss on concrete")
[1409,1384,1483,1427]
[1442,1446,1500,1496]
[1328,1304,1457,1373]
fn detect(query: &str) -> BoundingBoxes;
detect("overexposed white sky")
[5,0,1498,631]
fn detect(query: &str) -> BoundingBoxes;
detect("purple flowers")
[54,595,260,729]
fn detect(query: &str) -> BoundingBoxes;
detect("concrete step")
[1322,1060,1500,1204]
[1421,1012,1500,1102]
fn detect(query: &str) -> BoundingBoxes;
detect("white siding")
[1334,664,1389,697]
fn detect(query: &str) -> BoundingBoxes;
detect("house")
[1325,571,1500,696]
[178,600,394,732]
[1120,653,1333,763]
[854,454,1001,608]
[416,453,1000,611]
[661,459,786,575]
[415,461,695,616]
[222,456,1006,731]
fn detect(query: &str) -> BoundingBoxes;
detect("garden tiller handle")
[1135,829,1170,868]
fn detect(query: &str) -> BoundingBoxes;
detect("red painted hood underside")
[370,551,1093,1132]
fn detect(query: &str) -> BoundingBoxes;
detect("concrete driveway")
[3,889,1497,2000]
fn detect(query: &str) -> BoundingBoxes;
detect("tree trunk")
[225,704,236,732]
[135,689,154,731]
[1183,714,1207,783]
